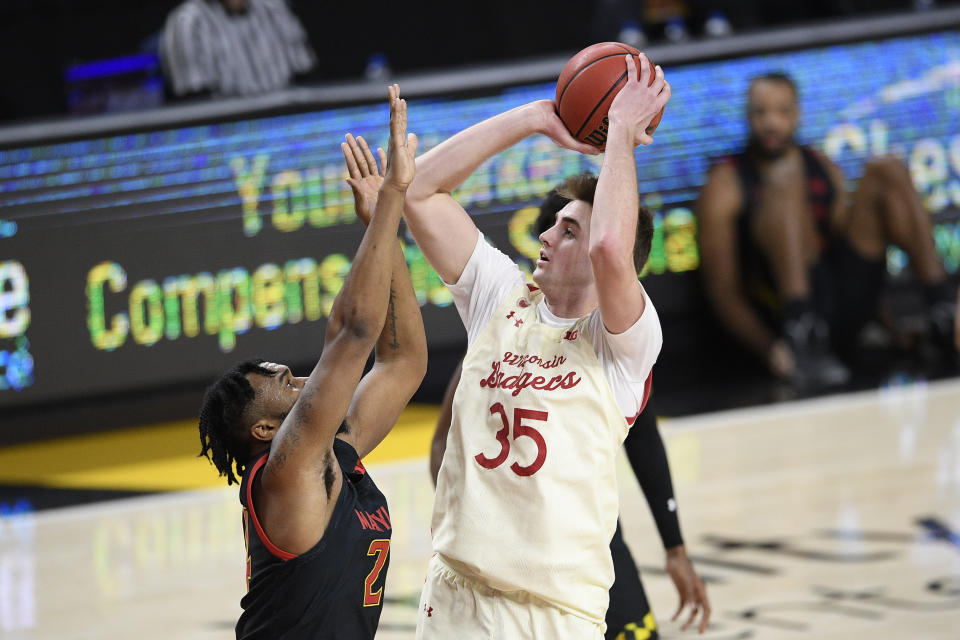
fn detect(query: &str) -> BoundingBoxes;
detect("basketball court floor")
[1,377,959,639]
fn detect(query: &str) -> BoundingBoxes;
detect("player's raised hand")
[341,133,386,226]
[665,545,711,634]
[383,84,418,191]
[608,54,671,146]
[532,99,601,156]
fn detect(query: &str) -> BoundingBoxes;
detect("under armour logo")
[514,318,524,327]
[506,311,516,320]
[423,604,433,617]
[563,329,578,341]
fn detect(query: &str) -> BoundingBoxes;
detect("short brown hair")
[555,173,654,274]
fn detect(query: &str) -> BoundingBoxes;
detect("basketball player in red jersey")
[197,85,425,639]
[405,54,673,639]
[698,72,956,390]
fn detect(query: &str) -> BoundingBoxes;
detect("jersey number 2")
[475,403,548,476]
[363,539,390,607]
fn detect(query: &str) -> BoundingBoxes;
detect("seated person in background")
[160,0,316,100]
[697,72,956,389]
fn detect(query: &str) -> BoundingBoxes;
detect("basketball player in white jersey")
[404,54,672,638]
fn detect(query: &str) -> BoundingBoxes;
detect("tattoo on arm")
[265,387,314,477]
[387,284,400,350]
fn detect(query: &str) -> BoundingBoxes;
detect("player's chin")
[532,264,547,282]
[759,136,790,156]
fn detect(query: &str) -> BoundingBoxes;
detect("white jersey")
[450,234,662,424]
[432,235,662,623]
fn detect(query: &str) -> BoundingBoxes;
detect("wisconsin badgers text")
[479,351,581,397]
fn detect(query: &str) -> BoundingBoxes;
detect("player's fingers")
[407,132,419,157]
[353,136,374,175]
[561,134,600,155]
[388,90,402,141]
[637,52,651,83]
[345,133,371,176]
[557,130,599,155]
[696,582,711,633]
[679,585,697,627]
[658,79,672,107]
[341,140,362,179]
[398,98,408,137]
[389,103,406,147]
[650,63,665,92]
[682,602,700,631]
[358,136,378,175]
[698,598,711,633]
[376,147,387,176]
[671,593,687,621]
[624,53,638,82]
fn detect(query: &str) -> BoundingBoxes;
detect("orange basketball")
[555,42,665,149]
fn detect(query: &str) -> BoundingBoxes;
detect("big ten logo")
[0,260,34,392]
[0,499,35,632]
[93,496,239,599]
[824,123,960,274]
[85,239,451,354]
[230,154,357,237]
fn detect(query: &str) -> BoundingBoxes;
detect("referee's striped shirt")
[160,0,316,97]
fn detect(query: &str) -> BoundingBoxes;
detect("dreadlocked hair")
[198,358,276,485]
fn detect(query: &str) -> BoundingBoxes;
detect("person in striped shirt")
[160,0,316,99]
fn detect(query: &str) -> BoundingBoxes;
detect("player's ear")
[250,419,279,443]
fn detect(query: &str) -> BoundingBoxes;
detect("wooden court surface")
[2,378,959,639]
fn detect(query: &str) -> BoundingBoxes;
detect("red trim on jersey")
[526,283,539,292]
[625,371,653,426]
[245,455,297,561]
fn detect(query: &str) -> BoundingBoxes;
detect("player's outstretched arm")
[338,132,427,459]
[405,101,598,285]
[257,86,416,552]
[624,408,711,633]
[591,54,670,334]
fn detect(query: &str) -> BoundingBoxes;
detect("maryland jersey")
[432,284,630,624]
[237,437,392,639]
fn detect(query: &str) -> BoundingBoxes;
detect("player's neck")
[540,283,597,320]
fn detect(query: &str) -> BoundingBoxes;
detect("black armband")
[623,401,684,549]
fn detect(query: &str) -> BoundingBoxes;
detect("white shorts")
[415,554,606,640]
